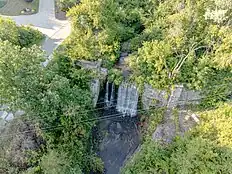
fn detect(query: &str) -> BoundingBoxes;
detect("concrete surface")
[1,0,71,56]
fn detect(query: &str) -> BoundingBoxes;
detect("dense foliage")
[0,40,102,173]
[63,0,152,67]
[1,0,231,173]
[127,0,232,95]
[61,0,232,106]
[56,0,79,11]
[122,103,232,174]
[0,17,44,47]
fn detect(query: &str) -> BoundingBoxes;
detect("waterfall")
[128,84,139,117]
[116,82,139,117]
[116,82,127,116]
[110,83,114,106]
[105,81,110,107]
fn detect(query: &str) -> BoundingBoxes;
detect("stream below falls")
[94,82,140,174]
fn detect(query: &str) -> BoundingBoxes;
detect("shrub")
[0,17,44,47]
[57,0,78,11]
[122,104,232,174]
[18,26,44,47]
[0,17,19,45]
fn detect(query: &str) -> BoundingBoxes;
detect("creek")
[94,81,140,174]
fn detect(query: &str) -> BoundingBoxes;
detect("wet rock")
[109,122,123,135]
[142,84,168,109]
[91,79,100,107]
[15,110,25,117]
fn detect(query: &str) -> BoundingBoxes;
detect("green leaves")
[108,68,123,85]
[65,0,151,65]
[122,0,232,106]
[39,149,82,174]
[0,17,44,48]
[123,104,232,174]
[57,0,78,11]
[0,37,98,173]
[0,17,19,45]
[18,26,44,47]
[0,40,45,105]
[129,40,175,89]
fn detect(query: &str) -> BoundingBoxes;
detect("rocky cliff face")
[77,59,203,118]
[142,85,202,110]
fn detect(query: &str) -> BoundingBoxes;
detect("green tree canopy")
[0,17,44,47]
[125,0,232,106]
[122,103,232,174]
[0,40,101,173]
[64,0,152,67]
[0,40,45,105]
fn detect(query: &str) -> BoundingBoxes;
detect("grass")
[0,0,7,8]
[0,0,39,16]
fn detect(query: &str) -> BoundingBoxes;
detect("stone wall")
[76,59,107,107]
[90,79,101,107]
[177,88,202,106]
[142,84,202,109]
[0,108,25,131]
[142,84,168,109]
[167,85,183,109]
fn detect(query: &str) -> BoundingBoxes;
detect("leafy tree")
[205,0,232,25]
[122,103,232,174]
[125,0,232,105]
[65,0,152,67]
[0,116,43,174]
[0,40,102,173]
[129,40,176,89]
[57,0,79,11]
[39,149,82,174]
[0,17,44,47]
[0,40,45,106]
[0,17,20,45]
[18,26,44,47]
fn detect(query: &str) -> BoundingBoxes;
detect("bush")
[108,68,123,86]
[18,26,44,47]
[0,17,44,47]
[0,117,44,173]
[57,0,78,11]
[122,104,232,174]
[0,17,20,45]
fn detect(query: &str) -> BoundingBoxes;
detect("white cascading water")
[116,82,139,117]
[110,83,114,106]
[128,84,139,117]
[116,82,127,116]
[105,81,110,107]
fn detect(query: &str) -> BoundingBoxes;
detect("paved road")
[1,0,71,56]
